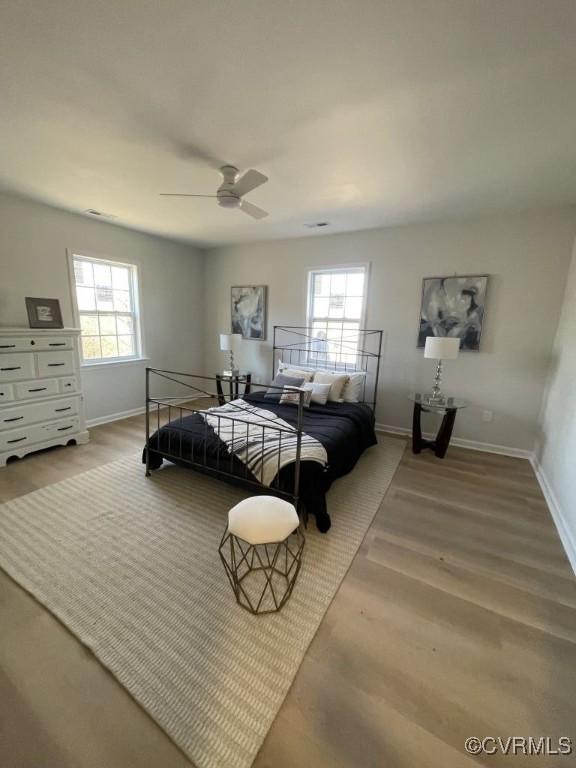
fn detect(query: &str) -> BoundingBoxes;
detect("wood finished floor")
[1,414,575,768]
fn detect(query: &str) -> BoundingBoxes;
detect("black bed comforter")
[143,392,377,531]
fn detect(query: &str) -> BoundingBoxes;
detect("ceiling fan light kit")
[161,165,269,219]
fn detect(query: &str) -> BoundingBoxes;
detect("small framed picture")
[25,297,64,329]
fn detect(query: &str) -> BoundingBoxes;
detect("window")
[71,253,142,364]
[307,266,367,366]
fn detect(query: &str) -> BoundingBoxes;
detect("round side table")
[409,393,468,459]
[215,372,252,405]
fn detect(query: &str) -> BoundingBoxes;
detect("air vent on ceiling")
[84,209,116,219]
[304,221,330,228]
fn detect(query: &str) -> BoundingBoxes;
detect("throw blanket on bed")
[201,399,327,487]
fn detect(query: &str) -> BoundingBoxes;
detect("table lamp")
[220,333,242,375]
[424,336,460,402]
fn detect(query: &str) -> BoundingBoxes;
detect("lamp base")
[430,359,445,403]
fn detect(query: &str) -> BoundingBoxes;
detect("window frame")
[306,263,370,368]
[67,250,145,367]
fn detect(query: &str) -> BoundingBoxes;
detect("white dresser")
[0,328,89,467]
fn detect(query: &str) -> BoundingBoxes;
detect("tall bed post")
[272,325,278,381]
[293,387,304,517]
[145,366,151,477]
[373,330,383,412]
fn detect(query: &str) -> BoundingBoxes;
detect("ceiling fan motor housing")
[219,165,239,185]
[217,165,241,207]
[217,190,240,208]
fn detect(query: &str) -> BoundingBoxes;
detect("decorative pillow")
[265,374,305,401]
[308,382,331,405]
[341,371,367,403]
[280,386,313,408]
[313,371,349,402]
[277,361,315,382]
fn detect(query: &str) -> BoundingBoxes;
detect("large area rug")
[0,437,404,768]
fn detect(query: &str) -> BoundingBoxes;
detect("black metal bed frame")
[272,326,383,411]
[144,369,306,507]
[144,326,383,519]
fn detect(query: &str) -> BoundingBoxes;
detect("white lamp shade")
[424,336,460,360]
[219,333,241,352]
[220,333,232,351]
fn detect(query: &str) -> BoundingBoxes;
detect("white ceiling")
[1,0,576,246]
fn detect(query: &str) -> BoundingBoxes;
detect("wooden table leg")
[216,375,225,406]
[435,408,457,458]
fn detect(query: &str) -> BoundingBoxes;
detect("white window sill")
[81,357,151,370]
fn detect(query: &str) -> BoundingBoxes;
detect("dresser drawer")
[31,335,73,351]
[0,336,33,352]
[0,417,81,453]
[59,376,79,394]
[41,417,80,441]
[0,397,79,430]
[0,423,44,453]
[37,351,74,377]
[0,384,14,403]
[15,379,60,400]
[0,353,36,382]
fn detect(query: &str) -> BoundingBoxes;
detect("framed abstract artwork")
[231,285,267,340]
[417,275,488,351]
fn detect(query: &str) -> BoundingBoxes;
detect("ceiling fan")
[160,165,269,219]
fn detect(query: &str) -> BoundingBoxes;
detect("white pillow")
[279,386,313,408]
[276,362,315,382]
[308,382,331,405]
[341,371,367,403]
[313,371,349,402]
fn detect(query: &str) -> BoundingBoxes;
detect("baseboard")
[375,423,532,460]
[86,406,147,428]
[530,456,576,575]
[86,396,210,428]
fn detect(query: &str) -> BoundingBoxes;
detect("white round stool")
[218,496,305,614]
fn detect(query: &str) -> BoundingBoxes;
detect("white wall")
[535,237,576,569]
[1,193,574,455]
[0,192,204,422]
[204,209,576,452]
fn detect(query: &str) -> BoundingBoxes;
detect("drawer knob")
[55,406,71,412]
[48,363,66,367]
[57,425,73,431]
[30,340,35,345]
[0,344,16,348]
[28,387,47,392]
[4,416,24,422]
[7,436,27,444]
[1,366,21,371]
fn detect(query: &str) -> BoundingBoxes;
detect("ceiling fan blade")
[160,193,217,198]
[231,169,268,197]
[239,200,269,219]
